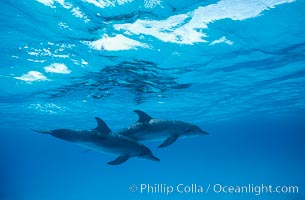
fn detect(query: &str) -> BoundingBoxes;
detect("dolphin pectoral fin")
[159,135,179,148]
[107,156,130,165]
[134,110,153,123]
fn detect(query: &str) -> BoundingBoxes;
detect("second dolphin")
[118,110,208,148]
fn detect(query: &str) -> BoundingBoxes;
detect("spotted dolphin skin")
[118,110,208,148]
[33,117,160,165]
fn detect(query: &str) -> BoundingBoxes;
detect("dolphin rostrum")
[118,110,208,148]
[33,117,160,165]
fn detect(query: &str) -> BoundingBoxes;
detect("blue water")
[1,0,305,199]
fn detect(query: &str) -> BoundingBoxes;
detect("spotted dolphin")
[118,110,208,148]
[33,117,160,165]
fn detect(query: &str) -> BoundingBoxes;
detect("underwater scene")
[1,0,305,199]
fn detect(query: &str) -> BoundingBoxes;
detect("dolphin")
[32,117,160,165]
[118,110,208,148]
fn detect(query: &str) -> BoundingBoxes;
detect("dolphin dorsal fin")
[134,110,153,123]
[94,117,112,134]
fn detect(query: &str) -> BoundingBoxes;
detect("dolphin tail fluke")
[31,129,52,134]
[108,156,130,165]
